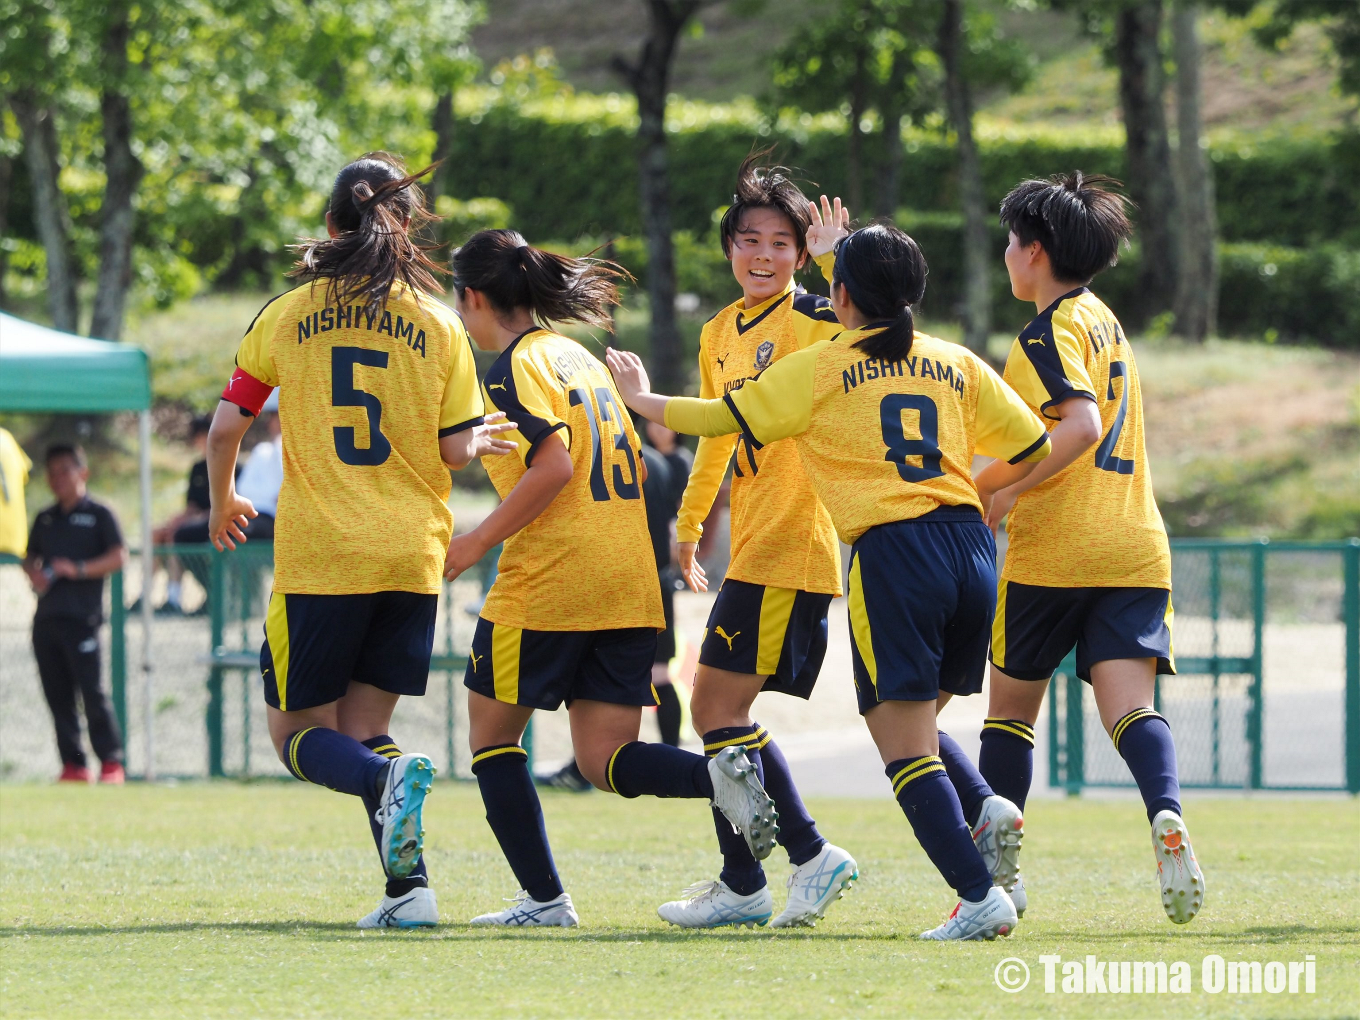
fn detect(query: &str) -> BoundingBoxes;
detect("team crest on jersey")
[754,341,775,371]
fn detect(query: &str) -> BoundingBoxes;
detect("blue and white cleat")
[657,880,773,929]
[374,753,435,879]
[971,795,1024,893]
[771,842,858,928]
[470,890,578,927]
[708,746,779,860]
[919,885,1018,941]
[357,886,439,929]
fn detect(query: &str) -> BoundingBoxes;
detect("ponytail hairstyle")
[451,229,629,329]
[290,151,445,313]
[718,146,814,258]
[833,223,928,362]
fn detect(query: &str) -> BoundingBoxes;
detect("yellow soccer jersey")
[1001,288,1171,588]
[480,328,664,632]
[666,328,1050,546]
[677,280,844,595]
[0,427,31,558]
[233,283,484,595]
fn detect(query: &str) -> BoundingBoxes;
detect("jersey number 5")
[881,394,944,482]
[332,347,392,466]
[1094,360,1134,475]
[569,386,640,501]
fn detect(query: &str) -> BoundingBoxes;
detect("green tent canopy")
[0,312,151,411]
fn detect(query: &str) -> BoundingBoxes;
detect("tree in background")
[1172,0,1216,341]
[612,0,706,395]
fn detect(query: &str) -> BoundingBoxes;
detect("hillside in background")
[471,1,1354,138]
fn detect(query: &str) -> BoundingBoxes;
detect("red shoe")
[58,764,91,783]
[99,761,126,785]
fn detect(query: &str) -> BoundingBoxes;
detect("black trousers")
[32,615,124,767]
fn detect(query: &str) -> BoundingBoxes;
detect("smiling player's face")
[729,207,806,308]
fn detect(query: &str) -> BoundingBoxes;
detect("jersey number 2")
[1094,360,1134,475]
[332,347,391,466]
[881,394,944,482]
[569,386,639,501]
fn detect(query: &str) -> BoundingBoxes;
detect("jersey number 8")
[881,393,944,482]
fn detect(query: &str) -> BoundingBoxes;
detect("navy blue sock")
[887,755,993,903]
[472,744,563,904]
[360,735,427,898]
[655,682,682,747]
[282,727,387,798]
[937,730,993,828]
[978,718,1035,812]
[605,741,713,799]
[755,727,825,867]
[701,726,767,896]
[1112,709,1183,824]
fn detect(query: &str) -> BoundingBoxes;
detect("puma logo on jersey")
[487,382,508,392]
[715,354,729,372]
[714,626,741,651]
[469,651,483,672]
[1026,336,1045,346]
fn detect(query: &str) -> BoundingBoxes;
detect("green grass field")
[2,785,1357,1018]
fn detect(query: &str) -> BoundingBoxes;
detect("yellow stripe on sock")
[606,744,628,794]
[470,745,527,768]
[1111,708,1161,752]
[288,727,318,782]
[756,587,797,676]
[703,729,763,754]
[369,743,399,756]
[890,757,946,797]
[983,718,1036,745]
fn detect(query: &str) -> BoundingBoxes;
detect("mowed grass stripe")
[1,785,1356,1018]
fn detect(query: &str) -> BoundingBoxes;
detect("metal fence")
[3,538,1357,791]
[1048,539,1360,793]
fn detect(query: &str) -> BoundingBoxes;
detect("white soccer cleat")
[970,795,1024,892]
[357,886,439,929]
[657,880,773,929]
[770,843,858,928]
[708,746,779,861]
[1151,810,1205,924]
[470,890,579,927]
[918,885,1018,941]
[1009,873,1027,917]
[374,753,436,879]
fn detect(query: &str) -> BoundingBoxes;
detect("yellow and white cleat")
[1151,809,1205,924]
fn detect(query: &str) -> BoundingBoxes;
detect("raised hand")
[806,195,850,259]
[605,347,651,408]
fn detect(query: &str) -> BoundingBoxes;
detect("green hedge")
[440,103,1360,249]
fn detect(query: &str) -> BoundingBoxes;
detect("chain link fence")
[4,539,1358,791]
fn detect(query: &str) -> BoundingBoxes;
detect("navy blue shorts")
[698,578,833,700]
[464,618,659,711]
[260,591,437,711]
[847,508,997,714]
[990,581,1176,683]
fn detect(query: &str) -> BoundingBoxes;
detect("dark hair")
[718,148,813,259]
[290,151,445,313]
[189,415,213,438]
[451,229,628,329]
[833,223,928,362]
[45,443,86,468]
[998,171,1133,284]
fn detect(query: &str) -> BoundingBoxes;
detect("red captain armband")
[221,368,274,416]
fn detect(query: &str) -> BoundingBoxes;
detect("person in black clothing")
[22,445,128,784]
[538,422,693,791]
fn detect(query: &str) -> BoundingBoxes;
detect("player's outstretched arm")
[443,430,573,581]
[440,411,518,470]
[206,399,258,551]
[604,348,670,424]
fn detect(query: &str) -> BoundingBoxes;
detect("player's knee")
[574,751,612,792]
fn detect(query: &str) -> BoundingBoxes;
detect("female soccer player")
[978,173,1204,924]
[208,153,516,929]
[609,222,1053,941]
[661,153,857,930]
[443,229,777,928]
